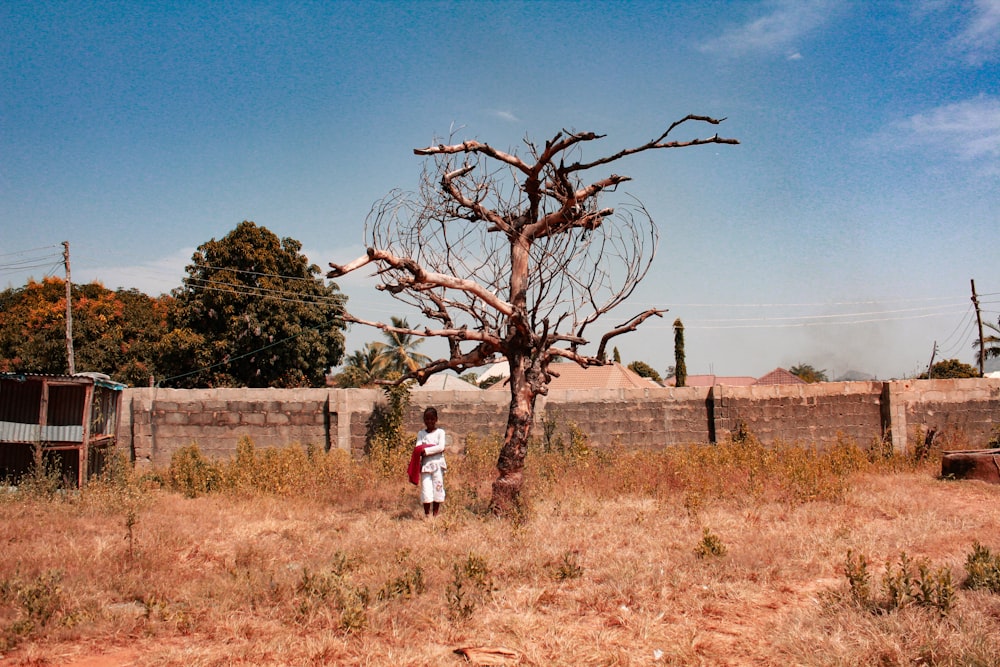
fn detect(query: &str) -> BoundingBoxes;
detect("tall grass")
[2,426,1000,666]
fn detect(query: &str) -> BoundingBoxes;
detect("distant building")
[486,361,656,391]
[411,373,481,391]
[665,367,807,387]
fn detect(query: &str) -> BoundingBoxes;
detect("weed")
[554,550,584,581]
[846,550,956,615]
[964,541,1000,593]
[18,446,64,499]
[366,383,412,477]
[377,567,425,601]
[295,567,370,632]
[446,553,494,621]
[694,527,727,559]
[167,444,221,498]
[845,549,872,607]
[0,568,64,648]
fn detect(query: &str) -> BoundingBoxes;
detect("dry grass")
[2,431,1000,666]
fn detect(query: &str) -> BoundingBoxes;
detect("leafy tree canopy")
[919,358,980,379]
[628,360,662,382]
[0,277,169,385]
[165,221,346,387]
[790,363,829,383]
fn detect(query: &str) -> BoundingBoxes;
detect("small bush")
[694,527,727,559]
[964,541,1000,593]
[446,553,495,621]
[296,567,370,632]
[845,549,872,607]
[168,444,221,498]
[844,550,955,616]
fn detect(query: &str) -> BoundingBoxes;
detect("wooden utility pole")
[928,340,938,379]
[972,279,984,377]
[63,241,75,375]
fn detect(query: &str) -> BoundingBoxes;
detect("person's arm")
[421,430,446,456]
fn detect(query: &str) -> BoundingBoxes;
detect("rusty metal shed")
[0,372,126,487]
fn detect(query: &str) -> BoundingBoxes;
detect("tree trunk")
[490,348,538,516]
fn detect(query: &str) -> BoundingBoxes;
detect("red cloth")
[407,444,430,485]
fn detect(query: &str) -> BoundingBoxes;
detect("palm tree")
[370,316,431,375]
[333,344,389,388]
[973,316,1000,362]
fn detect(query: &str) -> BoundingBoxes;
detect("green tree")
[370,316,431,375]
[0,277,169,385]
[612,347,621,363]
[164,221,346,387]
[673,318,687,388]
[333,344,390,388]
[920,358,980,379]
[790,363,828,383]
[628,360,661,382]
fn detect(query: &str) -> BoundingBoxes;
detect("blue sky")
[2,0,998,380]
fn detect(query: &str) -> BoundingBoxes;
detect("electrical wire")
[154,316,342,387]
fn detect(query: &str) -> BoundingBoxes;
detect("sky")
[2,0,998,381]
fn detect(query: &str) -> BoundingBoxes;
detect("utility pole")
[927,340,938,379]
[63,241,75,375]
[971,279,985,377]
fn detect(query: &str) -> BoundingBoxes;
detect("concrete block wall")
[714,381,885,447]
[116,378,1000,471]
[887,378,1000,451]
[123,388,332,469]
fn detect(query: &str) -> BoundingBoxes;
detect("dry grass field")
[3,430,1000,666]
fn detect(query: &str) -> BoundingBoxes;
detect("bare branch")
[364,247,514,316]
[566,115,738,173]
[415,140,531,174]
[326,253,374,278]
[595,308,668,362]
[440,163,511,233]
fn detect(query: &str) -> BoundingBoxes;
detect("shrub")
[694,527,727,559]
[964,541,1000,593]
[446,553,494,621]
[167,444,221,498]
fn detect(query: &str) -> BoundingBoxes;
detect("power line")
[667,308,970,330]
[936,305,976,354]
[636,295,968,309]
[0,245,61,260]
[181,277,344,307]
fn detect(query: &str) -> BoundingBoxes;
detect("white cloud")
[954,0,1000,63]
[494,110,520,123]
[698,0,837,56]
[900,96,1000,162]
[75,247,195,296]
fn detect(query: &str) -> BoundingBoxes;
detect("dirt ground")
[4,470,1000,667]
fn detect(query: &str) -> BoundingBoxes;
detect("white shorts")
[420,468,445,503]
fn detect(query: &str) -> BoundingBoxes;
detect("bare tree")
[329,116,738,514]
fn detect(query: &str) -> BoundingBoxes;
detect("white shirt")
[417,427,447,473]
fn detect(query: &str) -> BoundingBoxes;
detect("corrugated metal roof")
[0,372,125,391]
